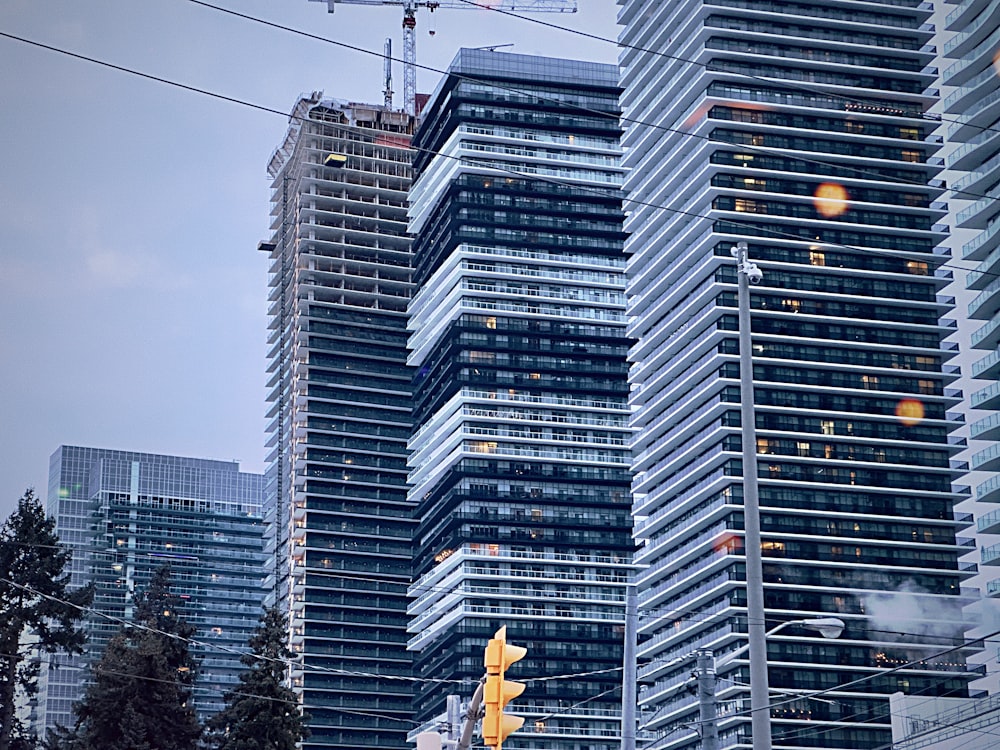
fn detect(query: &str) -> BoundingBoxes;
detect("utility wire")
[771,671,987,744]
[642,629,999,742]
[4,539,981,644]
[454,0,1000,140]
[0,651,417,725]
[643,668,978,749]
[1,10,991,715]
[669,627,1000,731]
[0,575,463,685]
[875,698,1000,749]
[0,575,623,687]
[182,0,1000,208]
[3,24,991,292]
[21,7,1000,291]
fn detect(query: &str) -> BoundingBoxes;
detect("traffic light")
[482,625,527,750]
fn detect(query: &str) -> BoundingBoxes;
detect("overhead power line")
[453,0,1000,139]
[182,0,1000,207]
[0,575,621,687]
[3,25,995,291]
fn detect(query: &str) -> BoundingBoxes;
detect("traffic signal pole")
[457,680,484,750]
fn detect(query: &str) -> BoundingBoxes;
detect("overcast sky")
[0,0,620,520]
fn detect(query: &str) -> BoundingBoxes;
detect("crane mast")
[383,37,394,108]
[307,0,578,116]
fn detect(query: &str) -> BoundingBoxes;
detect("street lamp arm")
[715,617,847,668]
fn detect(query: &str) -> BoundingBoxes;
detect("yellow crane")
[307,1,578,115]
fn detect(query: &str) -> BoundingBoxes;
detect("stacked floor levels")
[264,95,417,750]
[938,0,1000,696]
[405,50,634,750]
[619,1,979,748]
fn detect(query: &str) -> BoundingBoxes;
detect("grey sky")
[0,0,619,519]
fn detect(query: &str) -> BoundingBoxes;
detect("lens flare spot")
[896,399,924,426]
[993,48,1000,78]
[814,182,850,218]
[713,532,739,555]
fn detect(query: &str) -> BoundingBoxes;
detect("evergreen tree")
[0,489,93,750]
[205,608,307,750]
[72,566,201,750]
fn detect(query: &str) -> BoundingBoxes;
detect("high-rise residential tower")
[938,0,1000,696]
[405,50,634,749]
[619,1,978,748]
[37,446,265,733]
[263,94,417,750]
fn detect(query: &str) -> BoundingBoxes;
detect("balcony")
[971,411,1000,441]
[981,543,1000,566]
[976,474,1000,503]
[978,509,1000,535]
[971,381,1000,411]
[972,442,1000,472]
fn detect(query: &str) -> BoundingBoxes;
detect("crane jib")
[305,0,578,116]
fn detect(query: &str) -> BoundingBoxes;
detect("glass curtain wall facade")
[264,94,417,750]
[405,50,634,749]
[37,447,265,732]
[619,1,979,748]
[939,0,1000,696]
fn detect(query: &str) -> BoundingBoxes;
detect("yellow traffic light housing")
[482,626,527,750]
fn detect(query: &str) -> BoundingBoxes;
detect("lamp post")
[730,240,769,750]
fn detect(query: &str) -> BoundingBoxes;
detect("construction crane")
[307,1,578,116]
[383,37,394,108]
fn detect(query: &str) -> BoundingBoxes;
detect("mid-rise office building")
[263,94,417,750]
[937,0,1000,696]
[37,446,265,732]
[405,50,633,749]
[619,1,978,747]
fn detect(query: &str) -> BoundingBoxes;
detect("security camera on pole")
[730,240,770,750]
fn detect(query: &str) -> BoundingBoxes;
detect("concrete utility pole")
[622,584,638,750]
[695,650,719,750]
[731,241,771,750]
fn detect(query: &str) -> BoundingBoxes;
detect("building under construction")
[263,94,418,750]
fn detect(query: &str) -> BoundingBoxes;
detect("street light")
[730,240,769,750]
[698,617,846,750]
[716,617,848,668]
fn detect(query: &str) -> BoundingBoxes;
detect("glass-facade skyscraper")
[405,50,634,749]
[939,0,1000,697]
[263,94,417,750]
[37,446,265,733]
[619,1,978,747]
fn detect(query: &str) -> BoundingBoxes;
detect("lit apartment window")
[734,198,764,213]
